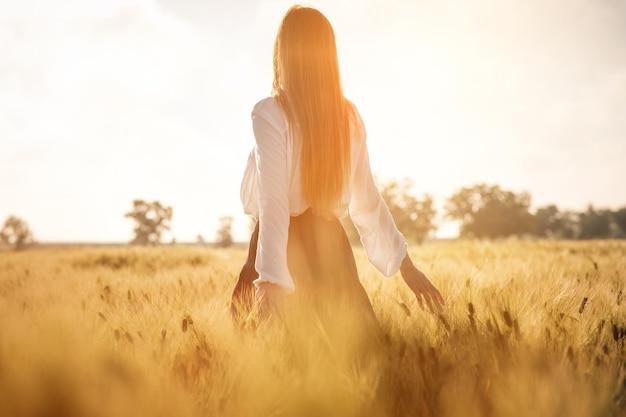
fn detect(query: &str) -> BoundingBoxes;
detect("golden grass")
[0,240,625,417]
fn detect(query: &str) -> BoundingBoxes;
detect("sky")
[1,0,625,243]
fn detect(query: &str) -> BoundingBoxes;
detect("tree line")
[339,180,626,246]
[1,182,624,250]
[445,183,626,240]
[117,184,626,246]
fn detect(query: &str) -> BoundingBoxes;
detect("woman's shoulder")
[253,96,278,110]
[252,96,283,119]
[251,97,288,145]
[252,97,288,134]
[345,98,366,140]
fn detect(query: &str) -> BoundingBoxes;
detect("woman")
[232,5,444,324]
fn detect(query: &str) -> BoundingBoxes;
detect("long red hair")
[272,6,352,217]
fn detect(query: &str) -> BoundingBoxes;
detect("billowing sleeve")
[251,99,295,292]
[349,111,408,277]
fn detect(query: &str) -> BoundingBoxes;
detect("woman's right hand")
[256,282,291,317]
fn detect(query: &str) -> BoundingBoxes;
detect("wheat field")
[0,240,624,417]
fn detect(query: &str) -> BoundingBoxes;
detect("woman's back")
[241,94,407,293]
[240,96,366,220]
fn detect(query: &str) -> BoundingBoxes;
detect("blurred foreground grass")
[0,240,625,417]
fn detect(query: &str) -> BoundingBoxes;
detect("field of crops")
[0,240,625,417]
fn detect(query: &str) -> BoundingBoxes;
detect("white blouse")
[240,97,408,291]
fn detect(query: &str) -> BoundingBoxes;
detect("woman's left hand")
[400,255,445,313]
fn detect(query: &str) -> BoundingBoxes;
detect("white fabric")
[241,97,408,291]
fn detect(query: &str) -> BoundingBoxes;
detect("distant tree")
[534,205,578,239]
[557,211,579,239]
[445,184,534,239]
[0,216,35,250]
[613,207,626,236]
[124,200,172,245]
[578,205,611,239]
[380,179,437,244]
[196,234,206,245]
[535,205,560,238]
[216,216,234,248]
